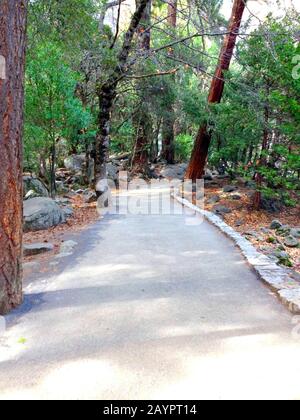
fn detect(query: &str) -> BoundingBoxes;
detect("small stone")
[291,228,300,239]
[235,219,245,227]
[277,225,291,237]
[270,220,282,230]
[231,194,242,200]
[23,243,54,257]
[223,185,237,193]
[213,205,232,215]
[284,236,299,248]
[207,195,220,204]
[84,191,97,203]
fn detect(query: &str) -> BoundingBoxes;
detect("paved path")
[0,191,300,400]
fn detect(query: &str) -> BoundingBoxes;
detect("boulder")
[207,195,220,204]
[160,163,188,180]
[223,185,237,193]
[23,197,66,232]
[107,162,119,184]
[291,228,300,239]
[270,220,282,230]
[64,154,85,173]
[284,236,299,248]
[204,170,213,181]
[23,243,54,257]
[261,197,282,213]
[213,205,232,215]
[23,176,49,199]
[277,225,291,237]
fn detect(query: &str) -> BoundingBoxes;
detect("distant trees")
[0,0,28,314]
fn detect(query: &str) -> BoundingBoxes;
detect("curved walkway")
[0,192,299,400]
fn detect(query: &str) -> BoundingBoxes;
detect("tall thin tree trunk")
[253,99,270,210]
[132,1,152,172]
[161,0,177,164]
[95,0,150,198]
[0,0,28,315]
[186,0,247,180]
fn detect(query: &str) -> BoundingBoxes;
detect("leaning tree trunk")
[186,0,247,180]
[95,0,150,198]
[161,0,177,164]
[0,0,28,315]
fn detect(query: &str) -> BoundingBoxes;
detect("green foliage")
[24,42,93,174]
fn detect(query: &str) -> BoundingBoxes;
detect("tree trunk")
[95,0,150,197]
[0,0,28,315]
[253,102,270,210]
[186,0,247,180]
[131,1,152,171]
[161,0,177,164]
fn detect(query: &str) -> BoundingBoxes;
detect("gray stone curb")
[173,193,300,314]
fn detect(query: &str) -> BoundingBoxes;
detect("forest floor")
[23,194,99,273]
[183,177,300,274]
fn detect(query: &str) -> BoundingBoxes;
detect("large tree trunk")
[0,0,28,315]
[186,0,247,180]
[95,0,150,197]
[131,1,152,172]
[161,0,177,164]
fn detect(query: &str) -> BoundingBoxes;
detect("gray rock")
[62,207,74,218]
[107,162,119,184]
[284,236,299,248]
[204,170,213,181]
[84,191,97,203]
[270,220,282,230]
[24,190,39,200]
[244,230,264,242]
[235,219,245,227]
[23,176,49,199]
[223,185,237,193]
[207,195,220,204]
[23,243,54,257]
[23,197,66,232]
[231,193,242,200]
[161,164,188,180]
[213,205,232,215]
[277,225,291,236]
[291,228,300,239]
[261,197,282,213]
[64,154,85,173]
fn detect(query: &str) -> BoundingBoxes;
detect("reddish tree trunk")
[0,0,28,314]
[161,0,177,164]
[186,0,247,180]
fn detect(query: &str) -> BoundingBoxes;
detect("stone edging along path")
[173,193,300,314]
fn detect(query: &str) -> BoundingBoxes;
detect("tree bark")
[131,1,152,171]
[161,0,177,164]
[253,99,270,210]
[95,0,150,197]
[186,0,247,180]
[0,0,28,314]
